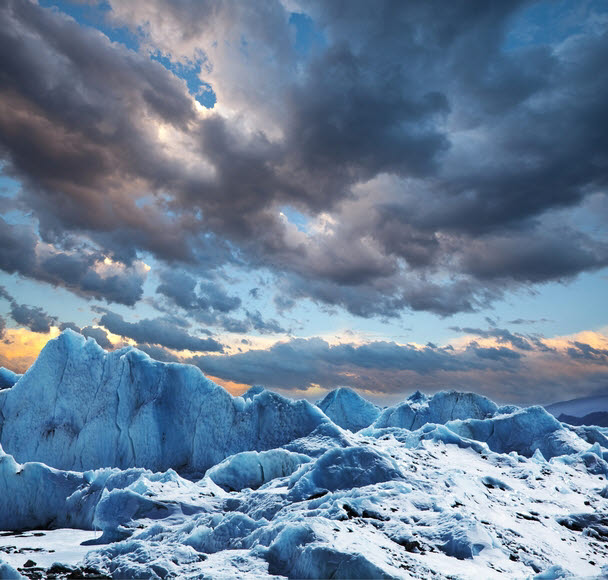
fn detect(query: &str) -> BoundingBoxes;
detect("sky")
[1,0,607,406]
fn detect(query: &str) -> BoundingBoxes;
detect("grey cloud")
[135,343,181,363]
[0,286,56,333]
[1,0,607,321]
[81,326,113,350]
[58,322,113,349]
[9,302,56,334]
[470,345,522,361]
[156,270,241,315]
[0,315,5,339]
[156,268,286,334]
[99,310,224,352]
[244,310,286,335]
[189,333,608,405]
[567,341,608,362]
[449,326,535,351]
[59,322,81,333]
[190,337,496,392]
[0,218,146,305]
[0,0,202,263]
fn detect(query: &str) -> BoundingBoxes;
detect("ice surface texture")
[0,331,328,474]
[1,330,608,579]
[316,387,381,431]
[0,367,20,390]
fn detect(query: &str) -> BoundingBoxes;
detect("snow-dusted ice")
[1,331,608,579]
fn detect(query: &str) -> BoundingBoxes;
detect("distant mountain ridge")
[545,393,608,418]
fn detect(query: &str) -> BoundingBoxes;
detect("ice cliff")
[317,387,381,431]
[0,367,21,390]
[0,331,328,474]
[1,330,607,579]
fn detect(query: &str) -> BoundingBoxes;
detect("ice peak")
[317,387,381,432]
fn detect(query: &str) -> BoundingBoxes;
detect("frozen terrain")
[1,331,607,579]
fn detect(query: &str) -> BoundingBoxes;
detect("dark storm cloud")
[1,0,607,320]
[156,269,241,317]
[457,229,608,283]
[155,268,286,334]
[0,286,56,333]
[135,343,181,363]
[191,337,496,391]
[0,218,146,305]
[80,326,113,350]
[9,303,56,334]
[0,0,202,263]
[98,310,224,352]
[0,315,5,339]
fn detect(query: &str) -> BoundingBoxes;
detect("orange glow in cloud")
[0,327,59,373]
[205,374,250,396]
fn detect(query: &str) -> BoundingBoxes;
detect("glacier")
[0,330,607,579]
[316,387,381,431]
[0,367,20,390]
[0,331,328,474]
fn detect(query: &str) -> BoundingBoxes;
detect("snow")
[317,387,381,431]
[207,449,311,491]
[1,330,608,578]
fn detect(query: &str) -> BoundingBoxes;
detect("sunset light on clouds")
[1,0,607,406]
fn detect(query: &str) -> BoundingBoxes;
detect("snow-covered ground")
[1,332,608,579]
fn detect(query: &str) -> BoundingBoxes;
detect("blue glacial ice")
[0,331,329,474]
[316,387,381,431]
[0,330,607,579]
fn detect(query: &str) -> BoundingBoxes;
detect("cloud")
[1,0,607,321]
[156,269,241,319]
[567,341,608,362]
[81,326,113,350]
[9,303,56,334]
[449,326,536,351]
[508,318,551,325]
[191,337,494,392]
[469,345,522,361]
[0,315,5,339]
[155,268,286,334]
[190,330,608,404]
[98,310,224,352]
[0,218,148,305]
[135,343,180,363]
[0,285,56,334]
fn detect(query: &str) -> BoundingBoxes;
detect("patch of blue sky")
[0,174,34,227]
[0,272,92,329]
[504,0,608,51]
[289,12,326,57]
[0,171,19,199]
[39,0,139,52]
[149,52,217,108]
[488,270,608,337]
[38,1,217,108]
[279,205,310,233]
